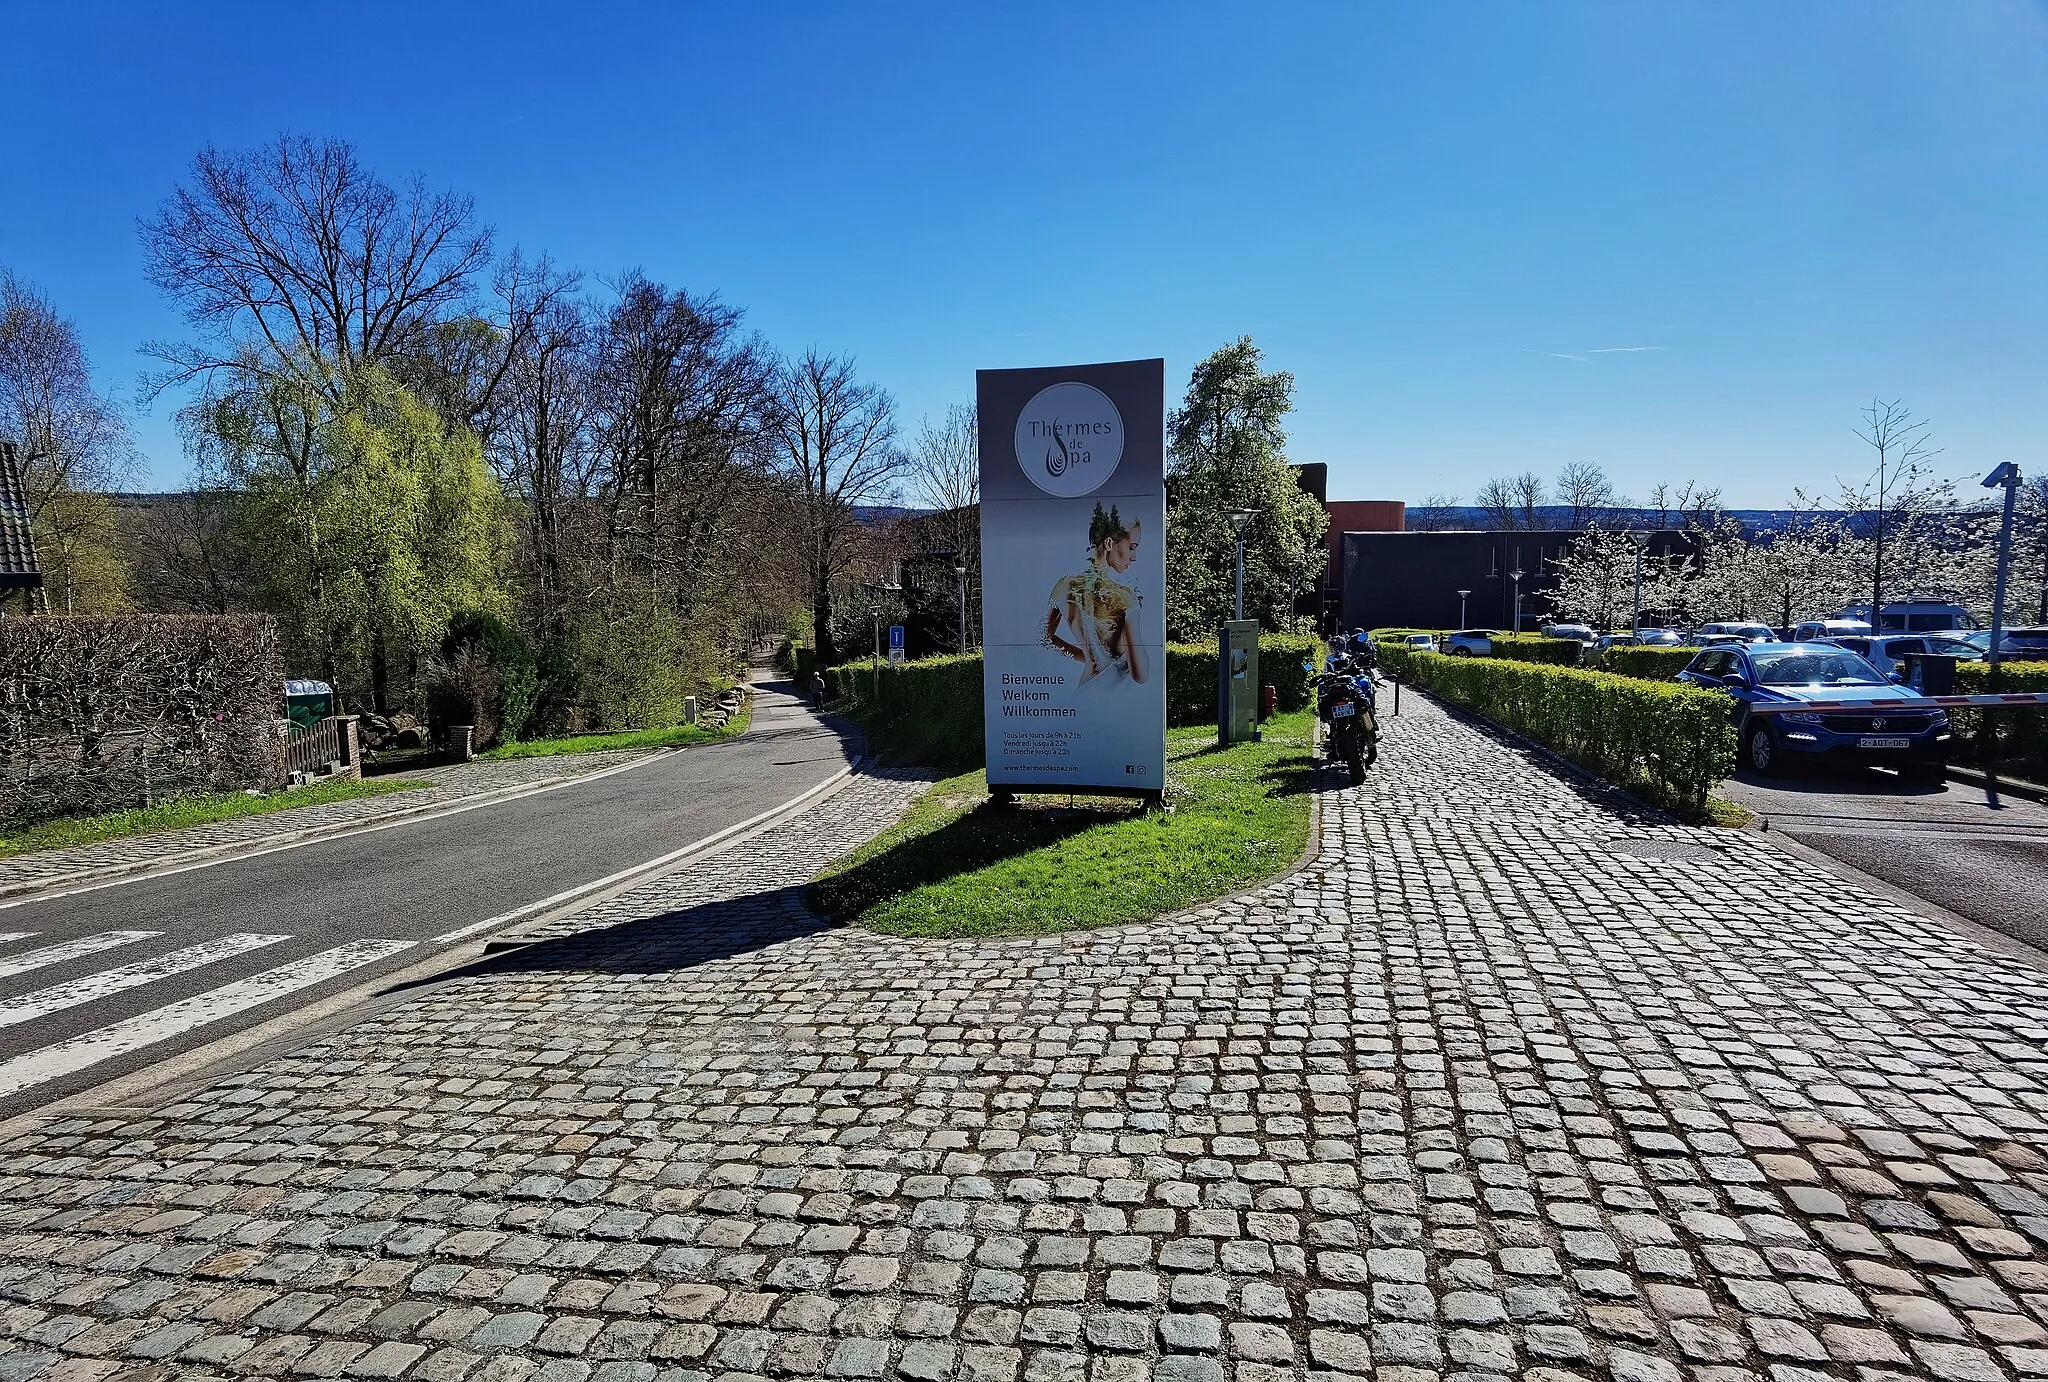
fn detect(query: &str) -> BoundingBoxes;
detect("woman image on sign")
[1044,502,1147,685]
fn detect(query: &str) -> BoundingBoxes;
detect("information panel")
[977,359,1166,793]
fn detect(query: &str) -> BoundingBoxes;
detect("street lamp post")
[1225,510,1261,622]
[1630,533,1647,638]
[954,563,969,652]
[1457,589,1471,628]
[1509,568,1525,633]
[1984,462,2023,677]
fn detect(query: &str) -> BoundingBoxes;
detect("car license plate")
[1858,736,1910,749]
[1331,703,1355,718]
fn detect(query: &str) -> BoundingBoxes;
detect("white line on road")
[0,931,160,980]
[0,748,674,913]
[0,938,417,1098]
[0,933,290,1029]
[0,933,35,948]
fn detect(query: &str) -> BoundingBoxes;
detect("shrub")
[1491,635,1584,667]
[1392,650,1737,817]
[1952,661,2048,775]
[0,614,285,821]
[828,634,1321,772]
[1602,646,1700,681]
[427,610,538,748]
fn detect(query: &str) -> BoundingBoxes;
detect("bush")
[1602,646,1700,681]
[1392,650,1737,817]
[427,610,538,748]
[828,634,1322,773]
[1952,661,2048,776]
[0,614,285,822]
[1491,635,1584,667]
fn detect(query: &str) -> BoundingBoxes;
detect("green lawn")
[0,776,432,860]
[809,711,1315,939]
[482,696,752,759]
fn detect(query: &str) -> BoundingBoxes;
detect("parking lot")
[1723,763,2048,951]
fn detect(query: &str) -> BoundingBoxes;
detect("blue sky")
[3,1,2045,505]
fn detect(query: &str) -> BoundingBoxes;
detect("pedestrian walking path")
[0,748,654,898]
[1,696,2046,1382]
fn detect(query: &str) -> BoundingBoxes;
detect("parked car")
[1834,600,1980,633]
[1677,641,1952,779]
[1540,623,1599,645]
[1397,633,1439,653]
[1444,629,1496,657]
[1696,621,1777,643]
[1792,618,1873,642]
[1598,629,1685,652]
[1824,634,1983,679]
[1964,627,2048,660]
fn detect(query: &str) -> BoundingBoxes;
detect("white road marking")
[0,749,673,913]
[0,931,159,980]
[0,938,416,1098]
[0,933,35,947]
[0,933,290,1029]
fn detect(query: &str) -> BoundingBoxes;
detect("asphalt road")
[1723,762,2048,953]
[0,680,859,1122]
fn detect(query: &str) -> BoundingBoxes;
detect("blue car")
[1676,641,1952,780]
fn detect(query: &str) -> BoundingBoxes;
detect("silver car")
[1444,629,1497,657]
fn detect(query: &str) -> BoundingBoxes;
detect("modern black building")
[1337,528,1691,632]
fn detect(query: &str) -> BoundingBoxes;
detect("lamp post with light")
[1509,568,1525,634]
[1226,509,1261,621]
[1457,589,1471,628]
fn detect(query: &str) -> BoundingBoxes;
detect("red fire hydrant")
[1260,684,1277,721]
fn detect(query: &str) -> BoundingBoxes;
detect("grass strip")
[0,776,432,860]
[483,696,753,760]
[810,711,1314,939]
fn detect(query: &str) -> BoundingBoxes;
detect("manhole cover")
[1604,838,1728,862]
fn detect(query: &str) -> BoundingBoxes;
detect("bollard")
[684,695,699,726]
[1393,675,1401,716]
[449,725,475,763]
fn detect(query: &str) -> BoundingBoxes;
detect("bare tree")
[1555,460,1619,530]
[906,404,979,584]
[768,350,904,662]
[0,270,136,611]
[1476,472,1549,529]
[141,135,494,406]
[1851,398,1941,625]
[1406,492,1462,531]
[1637,479,1724,530]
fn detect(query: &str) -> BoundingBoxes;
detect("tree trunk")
[812,561,836,665]
[371,627,390,716]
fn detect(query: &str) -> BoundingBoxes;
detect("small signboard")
[1219,620,1260,745]
[888,624,906,666]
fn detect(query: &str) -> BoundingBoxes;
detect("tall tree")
[0,270,135,611]
[1475,472,1550,530]
[1851,398,1941,624]
[767,350,903,662]
[906,404,980,644]
[1406,492,1462,532]
[1555,460,1620,530]
[1165,337,1326,637]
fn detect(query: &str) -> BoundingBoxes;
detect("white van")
[1792,617,1873,642]
[1834,601,1980,634]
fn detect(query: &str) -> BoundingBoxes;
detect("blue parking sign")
[889,625,905,650]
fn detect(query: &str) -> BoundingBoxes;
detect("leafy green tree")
[1165,337,1326,638]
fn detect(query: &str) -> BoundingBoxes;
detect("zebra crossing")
[0,928,417,1103]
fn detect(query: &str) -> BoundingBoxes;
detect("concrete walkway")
[1,695,2046,1382]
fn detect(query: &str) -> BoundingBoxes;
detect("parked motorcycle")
[1310,658,1379,781]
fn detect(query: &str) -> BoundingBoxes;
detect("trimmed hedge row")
[1,615,286,821]
[824,635,1321,773]
[1490,635,1584,667]
[1601,646,1700,681]
[1953,661,2048,775]
[1379,648,1737,816]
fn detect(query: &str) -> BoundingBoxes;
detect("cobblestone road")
[2,696,2046,1382]
[0,750,653,895]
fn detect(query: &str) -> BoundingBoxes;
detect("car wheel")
[1450,647,1471,657]
[1746,724,1778,775]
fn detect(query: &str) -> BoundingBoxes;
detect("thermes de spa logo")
[1013,381,1125,497]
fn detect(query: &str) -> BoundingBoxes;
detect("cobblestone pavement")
[0,750,654,895]
[3,695,2048,1382]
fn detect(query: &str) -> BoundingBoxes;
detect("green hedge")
[1601,646,1700,681]
[1388,650,1737,817]
[827,634,1322,774]
[1952,661,2048,775]
[1491,635,1584,667]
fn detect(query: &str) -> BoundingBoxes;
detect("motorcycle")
[1310,658,1379,781]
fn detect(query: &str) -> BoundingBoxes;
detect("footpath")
[0,750,656,900]
[2,696,2046,1382]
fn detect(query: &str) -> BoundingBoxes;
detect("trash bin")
[284,679,335,731]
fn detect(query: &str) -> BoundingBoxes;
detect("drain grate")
[1604,838,1729,862]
